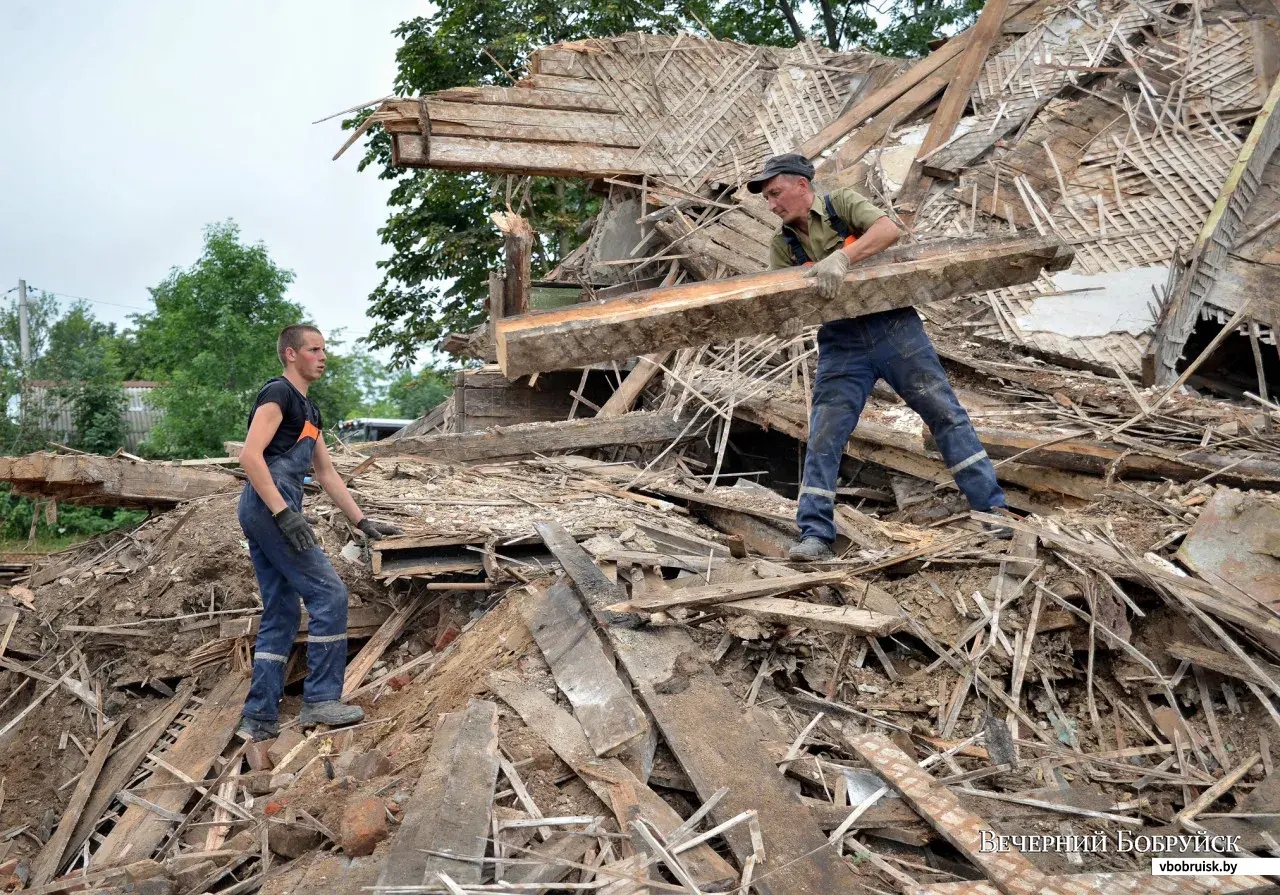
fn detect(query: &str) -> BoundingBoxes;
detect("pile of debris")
[3,0,1280,892]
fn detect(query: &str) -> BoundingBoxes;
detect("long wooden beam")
[495,235,1072,377]
[0,452,236,509]
[795,0,1054,160]
[360,410,694,461]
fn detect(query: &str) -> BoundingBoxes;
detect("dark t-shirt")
[248,377,322,461]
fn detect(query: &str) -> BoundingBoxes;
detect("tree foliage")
[355,0,980,365]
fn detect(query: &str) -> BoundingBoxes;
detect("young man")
[748,153,1010,561]
[236,324,401,739]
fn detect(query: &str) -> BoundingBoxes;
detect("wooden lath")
[1147,70,1280,385]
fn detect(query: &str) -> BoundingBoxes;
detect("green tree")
[132,221,304,458]
[388,364,455,419]
[0,290,60,454]
[37,304,128,455]
[355,0,979,366]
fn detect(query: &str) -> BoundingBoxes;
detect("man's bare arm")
[242,404,289,514]
[311,439,365,524]
[842,216,900,265]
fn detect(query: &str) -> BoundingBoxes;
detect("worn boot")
[788,537,834,562]
[299,701,365,728]
[236,716,280,741]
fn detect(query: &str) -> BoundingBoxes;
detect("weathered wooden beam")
[489,672,739,890]
[378,699,500,888]
[597,352,671,418]
[0,452,235,509]
[621,570,850,613]
[926,426,1280,487]
[361,411,694,462]
[493,211,533,318]
[516,582,648,756]
[92,674,249,868]
[719,597,906,636]
[496,235,1072,377]
[850,733,1065,895]
[896,0,1012,209]
[535,521,864,895]
[391,132,648,178]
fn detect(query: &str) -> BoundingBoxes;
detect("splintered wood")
[378,699,501,888]
[496,235,1073,376]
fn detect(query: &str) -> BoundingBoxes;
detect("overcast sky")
[0,0,424,357]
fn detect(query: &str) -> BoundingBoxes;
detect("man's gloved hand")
[274,508,317,552]
[779,319,803,340]
[806,250,850,300]
[357,518,403,541]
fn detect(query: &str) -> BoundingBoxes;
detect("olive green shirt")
[767,187,888,270]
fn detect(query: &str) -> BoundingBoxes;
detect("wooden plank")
[897,0,1013,205]
[496,235,1073,377]
[343,602,420,698]
[1165,640,1280,688]
[391,132,649,178]
[849,733,1057,895]
[622,570,850,612]
[378,699,500,888]
[92,673,250,868]
[597,352,671,418]
[515,583,648,756]
[29,721,123,886]
[719,597,906,636]
[493,211,533,318]
[62,686,194,872]
[795,0,1053,159]
[928,426,1280,486]
[489,673,738,890]
[611,624,864,895]
[362,411,693,461]
[0,452,234,509]
[538,523,861,895]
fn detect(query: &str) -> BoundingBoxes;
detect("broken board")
[377,699,500,888]
[516,582,648,756]
[495,235,1072,376]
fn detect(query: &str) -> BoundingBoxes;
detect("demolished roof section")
[361,33,900,190]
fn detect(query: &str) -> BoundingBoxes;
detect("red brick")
[245,740,274,772]
[433,622,461,652]
[264,799,288,817]
[386,673,413,691]
[340,797,389,857]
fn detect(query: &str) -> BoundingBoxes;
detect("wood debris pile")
[3,0,1280,892]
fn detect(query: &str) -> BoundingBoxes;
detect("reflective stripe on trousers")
[238,434,349,722]
[796,308,1006,545]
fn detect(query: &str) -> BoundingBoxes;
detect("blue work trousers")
[238,435,349,722]
[797,308,1006,544]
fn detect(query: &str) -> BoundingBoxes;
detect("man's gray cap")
[746,153,815,193]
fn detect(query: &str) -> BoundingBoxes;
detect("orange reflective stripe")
[844,234,857,247]
[297,421,320,443]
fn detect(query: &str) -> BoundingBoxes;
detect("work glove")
[806,250,850,300]
[357,518,403,541]
[274,508,317,553]
[779,319,803,340]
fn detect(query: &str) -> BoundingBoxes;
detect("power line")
[33,288,151,313]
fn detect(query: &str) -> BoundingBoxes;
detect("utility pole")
[17,278,30,366]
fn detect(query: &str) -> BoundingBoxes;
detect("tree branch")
[773,0,806,44]
[817,0,840,49]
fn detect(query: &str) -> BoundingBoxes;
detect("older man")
[748,153,1009,561]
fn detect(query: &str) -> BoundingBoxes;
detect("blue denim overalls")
[796,308,1008,545]
[237,428,348,723]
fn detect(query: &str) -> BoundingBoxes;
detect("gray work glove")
[806,251,850,300]
[779,319,803,340]
[357,518,403,541]
[274,508,317,552]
